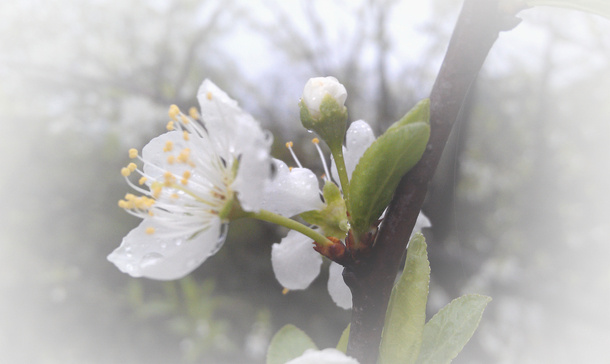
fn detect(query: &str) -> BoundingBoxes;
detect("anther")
[168,104,180,120]
[166,121,175,131]
[163,141,174,152]
[145,227,155,235]
[129,148,138,158]
[206,92,213,100]
[285,141,294,148]
[312,138,320,144]
[138,176,147,185]
[282,288,290,295]
[177,148,191,163]
[183,131,189,141]
[189,107,199,119]
[127,163,137,172]
[180,115,190,124]
[163,171,176,186]
[121,167,131,177]
[167,155,175,164]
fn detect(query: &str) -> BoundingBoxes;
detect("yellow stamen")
[285,141,294,148]
[168,104,180,120]
[152,185,162,199]
[145,227,155,235]
[121,167,131,177]
[177,148,191,163]
[163,141,174,152]
[182,170,191,179]
[206,92,213,100]
[166,121,175,131]
[171,193,179,199]
[163,171,176,186]
[127,162,137,172]
[180,115,190,124]
[189,107,199,119]
[167,155,175,164]
[128,148,138,158]
[138,176,147,185]
[289,166,293,171]
[183,131,189,141]
[282,288,290,295]
[312,137,320,144]
[118,200,128,208]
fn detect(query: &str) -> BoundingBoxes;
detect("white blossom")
[286,348,359,364]
[271,120,431,309]
[108,79,272,280]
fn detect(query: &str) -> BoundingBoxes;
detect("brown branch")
[344,1,522,363]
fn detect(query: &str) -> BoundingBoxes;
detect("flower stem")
[330,145,350,200]
[249,209,333,248]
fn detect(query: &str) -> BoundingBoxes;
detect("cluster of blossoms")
[109,77,429,309]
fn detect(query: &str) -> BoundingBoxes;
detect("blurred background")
[1,0,609,363]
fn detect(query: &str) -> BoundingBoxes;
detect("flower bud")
[299,77,348,150]
[301,76,347,119]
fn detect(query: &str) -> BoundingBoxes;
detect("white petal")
[141,131,193,181]
[261,159,324,217]
[331,120,375,182]
[107,219,222,280]
[271,230,322,290]
[328,262,352,309]
[286,348,359,364]
[196,79,272,211]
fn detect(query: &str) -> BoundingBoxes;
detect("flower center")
[118,104,238,235]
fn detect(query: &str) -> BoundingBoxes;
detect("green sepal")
[299,94,348,151]
[266,324,317,364]
[379,233,430,364]
[336,324,350,353]
[415,294,492,364]
[525,0,610,19]
[300,181,349,239]
[347,101,430,238]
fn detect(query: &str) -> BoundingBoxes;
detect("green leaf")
[526,0,610,19]
[347,100,430,237]
[379,233,430,364]
[415,294,492,364]
[336,324,350,353]
[266,324,318,364]
[386,99,430,133]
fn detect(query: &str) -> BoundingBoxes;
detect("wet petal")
[107,219,222,280]
[328,262,352,309]
[196,79,272,211]
[271,230,322,290]
[261,159,324,217]
[331,120,375,182]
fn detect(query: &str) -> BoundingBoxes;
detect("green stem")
[248,209,333,248]
[330,145,350,200]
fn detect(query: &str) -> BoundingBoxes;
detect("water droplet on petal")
[209,223,229,256]
[140,252,164,269]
